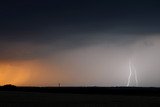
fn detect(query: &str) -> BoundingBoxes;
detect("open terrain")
[0,87,160,107]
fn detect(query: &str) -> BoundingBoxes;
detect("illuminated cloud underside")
[1,1,160,86]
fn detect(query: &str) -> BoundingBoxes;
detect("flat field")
[0,87,159,107]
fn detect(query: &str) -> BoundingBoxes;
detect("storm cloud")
[0,0,160,86]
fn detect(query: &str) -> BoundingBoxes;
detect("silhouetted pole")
[58,83,61,87]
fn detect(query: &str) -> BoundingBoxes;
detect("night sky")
[0,0,160,86]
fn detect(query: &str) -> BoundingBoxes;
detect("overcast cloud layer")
[0,0,160,86]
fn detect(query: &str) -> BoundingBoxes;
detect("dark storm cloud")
[0,0,160,60]
[1,0,160,86]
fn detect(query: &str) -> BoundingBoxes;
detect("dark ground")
[0,86,160,107]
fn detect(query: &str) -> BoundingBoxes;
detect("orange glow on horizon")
[0,60,72,86]
[0,62,30,86]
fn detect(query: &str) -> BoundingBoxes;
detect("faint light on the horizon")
[0,63,30,86]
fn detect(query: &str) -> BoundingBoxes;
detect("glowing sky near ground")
[1,0,160,86]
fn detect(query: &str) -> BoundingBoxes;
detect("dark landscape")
[0,86,160,107]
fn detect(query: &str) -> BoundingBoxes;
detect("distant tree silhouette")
[3,84,17,90]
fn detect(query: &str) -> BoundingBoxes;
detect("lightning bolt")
[132,63,138,86]
[127,60,132,87]
[127,59,138,87]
